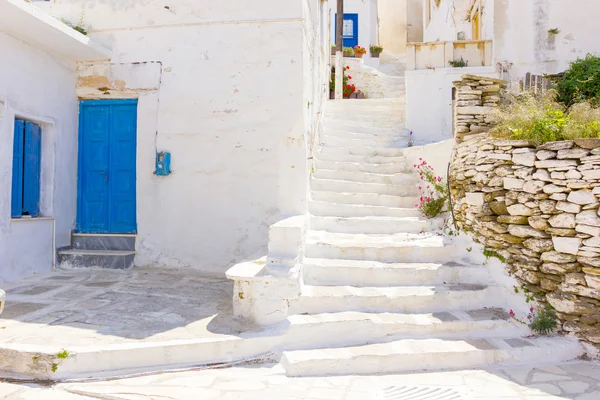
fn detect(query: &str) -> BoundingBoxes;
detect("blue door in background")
[78,100,137,233]
[334,13,359,49]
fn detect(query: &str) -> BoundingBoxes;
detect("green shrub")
[491,90,600,144]
[529,305,558,335]
[557,54,600,106]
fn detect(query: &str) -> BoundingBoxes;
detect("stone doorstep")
[0,334,281,381]
[281,336,583,377]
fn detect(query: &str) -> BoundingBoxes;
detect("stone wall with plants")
[450,74,600,346]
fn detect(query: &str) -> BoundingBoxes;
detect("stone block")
[556,201,582,213]
[456,106,495,115]
[528,217,549,230]
[541,262,579,274]
[538,141,575,151]
[552,237,582,255]
[579,256,600,268]
[512,152,536,166]
[498,215,529,224]
[523,180,545,194]
[465,192,486,206]
[536,151,558,161]
[557,148,590,159]
[565,273,587,286]
[536,160,578,169]
[547,292,597,315]
[507,204,535,216]
[585,275,600,290]
[523,239,554,253]
[576,210,600,227]
[568,190,597,205]
[581,169,600,180]
[504,178,525,190]
[508,224,549,238]
[543,184,569,194]
[574,138,600,149]
[576,224,600,237]
[541,251,577,263]
[548,213,576,229]
[566,169,583,180]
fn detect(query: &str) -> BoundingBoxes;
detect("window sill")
[11,216,54,222]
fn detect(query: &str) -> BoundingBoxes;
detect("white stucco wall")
[494,0,600,82]
[329,0,377,56]
[405,66,498,143]
[0,30,78,283]
[41,0,325,276]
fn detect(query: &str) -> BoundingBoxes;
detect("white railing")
[406,40,493,70]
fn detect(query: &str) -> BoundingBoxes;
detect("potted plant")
[354,46,367,59]
[331,44,336,56]
[370,45,383,58]
[343,47,354,57]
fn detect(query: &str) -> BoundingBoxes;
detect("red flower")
[530,307,534,313]
[348,76,352,79]
[346,66,350,70]
[509,310,515,317]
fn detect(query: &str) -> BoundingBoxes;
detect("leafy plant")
[329,66,357,98]
[353,45,367,55]
[414,159,448,218]
[548,28,560,35]
[448,57,468,68]
[490,90,600,144]
[557,54,600,106]
[343,47,355,56]
[483,248,506,263]
[61,19,88,35]
[529,304,558,335]
[57,349,69,359]
[369,45,383,55]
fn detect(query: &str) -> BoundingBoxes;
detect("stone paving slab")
[0,268,280,379]
[1,361,599,399]
[0,267,236,347]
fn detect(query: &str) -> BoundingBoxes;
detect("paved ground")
[0,267,237,349]
[0,361,599,399]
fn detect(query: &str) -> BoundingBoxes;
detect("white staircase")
[278,64,583,376]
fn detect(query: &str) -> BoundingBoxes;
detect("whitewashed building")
[0,0,110,283]
[405,0,600,142]
[0,0,330,282]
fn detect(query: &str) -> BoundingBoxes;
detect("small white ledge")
[0,0,111,61]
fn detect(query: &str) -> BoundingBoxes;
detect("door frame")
[334,13,359,49]
[77,99,138,234]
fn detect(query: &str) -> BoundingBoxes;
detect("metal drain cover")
[375,386,469,400]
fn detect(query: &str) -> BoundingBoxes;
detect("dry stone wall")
[450,75,600,345]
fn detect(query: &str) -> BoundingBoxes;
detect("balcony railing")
[406,40,492,70]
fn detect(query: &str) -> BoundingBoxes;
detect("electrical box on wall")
[155,152,171,176]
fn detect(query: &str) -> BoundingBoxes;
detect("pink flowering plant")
[414,158,448,218]
[510,304,557,336]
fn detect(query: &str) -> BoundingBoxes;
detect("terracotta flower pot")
[355,53,364,59]
[330,90,335,99]
[371,52,381,58]
[356,92,365,99]
[331,47,336,56]
[343,51,353,57]
[349,92,358,99]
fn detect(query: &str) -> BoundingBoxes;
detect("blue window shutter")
[11,120,25,218]
[23,122,42,217]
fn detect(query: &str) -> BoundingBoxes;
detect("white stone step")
[309,201,420,218]
[312,169,415,185]
[324,114,405,123]
[322,128,408,140]
[285,309,526,350]
[310,179,418,197]
[313,159,409,174]
[326,98,406,109]
[315,152,407,164]
[291,283,501,314]
[325,109,406,119]
[309,215,443,234]
[321,135,409,149]
[302,258,490,286]
[319,146,407,158]
[305,231,457,262]
[310,191,419,208]
[323,120,404,133]
[281,336,583,377]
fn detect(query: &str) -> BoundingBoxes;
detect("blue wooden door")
[334,13,359,49]
[78,100,137,233]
